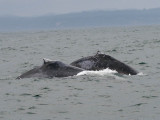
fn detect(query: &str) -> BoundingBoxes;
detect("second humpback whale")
[17,58,84,79]
[70,53,138,75]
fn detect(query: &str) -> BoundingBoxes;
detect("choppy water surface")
[0,26,160,120]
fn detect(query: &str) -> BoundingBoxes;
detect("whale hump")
[70,53,138,75]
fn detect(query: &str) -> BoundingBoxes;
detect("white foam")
[137,72,146,76]
[77,68,117,76]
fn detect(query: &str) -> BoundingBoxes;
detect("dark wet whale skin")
[17,60,84,79]
[70,53,138,75]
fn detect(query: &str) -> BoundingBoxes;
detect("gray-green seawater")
[0,26,160,120]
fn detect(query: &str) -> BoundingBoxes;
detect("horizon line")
[0,7,160,17]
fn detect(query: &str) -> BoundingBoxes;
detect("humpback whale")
[17,58,84,79]
[17,53,138,79]
[70,53,138,75]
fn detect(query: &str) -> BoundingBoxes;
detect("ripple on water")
[28,106,37,110]
[0,47,17,51]
[26,112,36,114]
[98,95,111,98]
[142,96,158,99]
[20,93,32,96]
[32,94,42,99]
[129,103,147,107]
[139,62,147,65]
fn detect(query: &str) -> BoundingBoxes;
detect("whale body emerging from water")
[17,59,84,79]
[70,53,138,75]
[17,53,138,79]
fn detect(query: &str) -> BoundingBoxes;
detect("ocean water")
[0,26,160,120]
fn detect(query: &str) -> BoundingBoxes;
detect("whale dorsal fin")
[43,58,52,64]
[96,50,101,55]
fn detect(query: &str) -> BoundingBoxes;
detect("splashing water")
[77,68,117,76]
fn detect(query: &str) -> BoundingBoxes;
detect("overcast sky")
[0,0,160,16]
